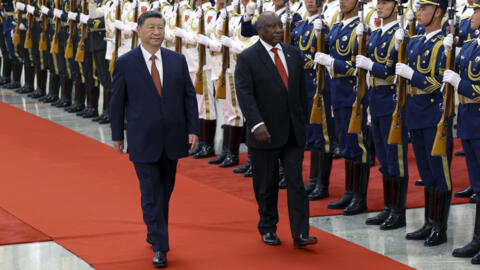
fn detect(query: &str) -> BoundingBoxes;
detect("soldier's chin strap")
[385,2,398,20]
[424,5,439,27]
[345,0,359,17]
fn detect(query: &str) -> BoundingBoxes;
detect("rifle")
[13,0,23,45]
[39,0,49,51]
[50,0,61,53]
[194,0,205,94]
[347,0,367,134]
[24,0,33,48]
[215,0,229,99]
[258,0,263,14]
[75,0,88,61]
[283,0,291,43]
[64,0,77,58]
[235,0,240,14]
[431,0,458,156]
[310,0,327,125]
[408,0,416,36]
[388,0,408,144]
[175,3,182,53]
[131,0,139,49]
[109,0,122,72]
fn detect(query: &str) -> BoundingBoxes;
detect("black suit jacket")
[110,47,199,163]
[235,41,307,150]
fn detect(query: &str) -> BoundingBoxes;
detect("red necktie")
[271,48,288,91]
[150,55,162,96]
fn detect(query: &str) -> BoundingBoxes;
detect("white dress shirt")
[307,14,320,24]
[380,20,397,36]
[341,16,358,30]
[140,45,163,85]
[425,29,441,43]
[251,38,289,133]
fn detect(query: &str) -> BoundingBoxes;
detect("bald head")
[256,12,283,46]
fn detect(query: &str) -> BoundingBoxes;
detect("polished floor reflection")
[1,88,475,269]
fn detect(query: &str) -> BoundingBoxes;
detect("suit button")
[430,98,435,103]
[349,80,353,84]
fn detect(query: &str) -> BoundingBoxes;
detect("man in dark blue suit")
[109,11,199,268]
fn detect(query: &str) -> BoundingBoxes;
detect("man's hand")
[113,140,124,153]
[189,134,198,152]
[253,124,271,143]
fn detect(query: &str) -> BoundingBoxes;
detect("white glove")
[443,33,453,52]
[113,0,120,7]
[314,52,334,68]
[68,12,78,21]
[151,1,160,10]
[356,55,374,71]
[15,2,25,11]
[26,4,35,15]
[394,28,405,50]
[185,32,196,45]
[114,20,124,31]
[194,8,202,19]
[232,41,243,54]
[232,0,239,6]
[129,22,138,33]
[281,13,288,26]
[395,63,414,80]
[40,5,49,15]
[197,34,210,46]
[313,19,322,33]
[477,37,480,46]
[174,27,186,38]
[220,8,227,20]
[164,29,174,41]
[208,39,222,52]
[53,8,62,18]
[221,35,233,48]
[80,13,89,24]
[19,23,26,31]
[406,9,415,24]
[356,23,366,39]
[443,69,461,90]
[244,2,255,22]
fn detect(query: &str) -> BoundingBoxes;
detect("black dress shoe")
[471,193,480,203]
[98,114,110,124]
[332,146,342,159]
[0,77,11,85]
[293,234,318,248]
[278,177,287,189]
[219,152,239,168]
[455,150,466,156]
[424,227,447,246]
[406,223,432,240]
[453,239,480,258]
[233,161,250,174]
[153,251,167,268]
[56,100,72,108]
[472,250,480,264]
[82,108,99,118]
[194,144,215,159]
[208,151,227,164]
[146,234,153,245]
[365,209,391,225]
[415,179,425,186]
[262,232,281,245]
[42,95,58,103]
[456,186,474,198]
[244,166,253,177]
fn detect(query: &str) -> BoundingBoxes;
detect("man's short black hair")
[137,11,165,27]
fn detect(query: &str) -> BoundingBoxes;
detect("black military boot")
[308,152,333,200]
[455,186,473,198]
[219,126,242,168]
[83,86,99,118]
[92,87,105,121]
[29,69,47,98]
[366,174,393,225]
[17,65,35,94]
[453,201,480,257]
[0,56,12,85]
[278,162,287,189]
[66,83,85,113]
[41,73,60,103]
[97,87,110,123]
[244,165,253,177]
[380,176,408,230]
[328,159,354,209]
[194,119,216,159]
[234,153,251,174]
[54,79,73,107]
[343,162,370,215]
[425,189,451,246]
[209,126,228,164]
[304,150,320,194]
[406,187,434,240]
[4,62,22,89]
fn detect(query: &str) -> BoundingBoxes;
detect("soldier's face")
[274,0,285,9]
[471,8,480,29]
[305,0,319,14]
[376,0,396,19]
[469,0,475,5]
[340,0,357,14]
[138,18,165,48]
[417,4,438,26]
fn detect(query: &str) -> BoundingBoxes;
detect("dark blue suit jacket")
[110,46,199,163]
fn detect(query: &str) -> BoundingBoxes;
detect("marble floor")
[1,87,477,270]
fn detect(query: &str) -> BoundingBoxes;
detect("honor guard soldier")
[314,0,372,215]
[11,0,31,93]
[0,0,13,86]
[446,0,480,263]
[394,0,452,246]
[356,0,409,229]
[323,0,340,29]
[291,0,334,200]
[3,0,23,90]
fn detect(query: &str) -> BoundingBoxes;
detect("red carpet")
[0,207,51,245]
[0,101,413,269]
[180,138,469,217]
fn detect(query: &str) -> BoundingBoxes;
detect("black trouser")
[133,152,178,253]
[250,124,309,237]
[0,23,12,78]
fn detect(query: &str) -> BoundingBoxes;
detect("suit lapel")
[135,47,161,96]
[254,41,287,91]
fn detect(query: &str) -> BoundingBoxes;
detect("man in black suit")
[235,12,317,248]
[110,11,199,268]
